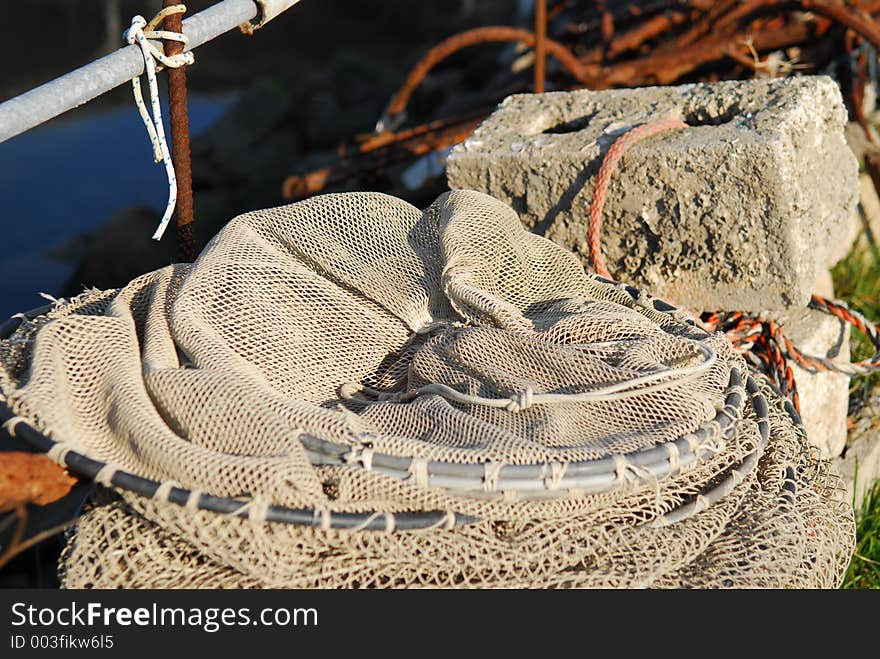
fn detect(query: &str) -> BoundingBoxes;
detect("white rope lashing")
[123,5,194,241]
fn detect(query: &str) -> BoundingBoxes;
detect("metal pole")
[162,0,197,262]
[0,0,260,144]
[534,0,547,93]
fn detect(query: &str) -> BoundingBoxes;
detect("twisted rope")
[588,118,688,279]
[124,4,194,241]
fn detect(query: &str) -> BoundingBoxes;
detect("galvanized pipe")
[0,0,260,144]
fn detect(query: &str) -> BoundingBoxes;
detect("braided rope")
[702,311,802,410]
[587,119,880,413]
[124,4,194,241]
[806,294,880,374]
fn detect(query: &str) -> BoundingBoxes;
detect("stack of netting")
[0,190,855,588]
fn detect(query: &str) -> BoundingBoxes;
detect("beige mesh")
[0,189,855,588]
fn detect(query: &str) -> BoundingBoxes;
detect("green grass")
[842,480,880,589]
[832,233,880,588]
[830,239,880,406]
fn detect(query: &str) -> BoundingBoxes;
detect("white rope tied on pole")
[123,5,195,241]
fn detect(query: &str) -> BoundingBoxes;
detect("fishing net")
[0,189,854,588]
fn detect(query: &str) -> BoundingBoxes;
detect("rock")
[856,171,880,255]
[447,76,859,313]
[834,392,880,510]
[774,306,851,459]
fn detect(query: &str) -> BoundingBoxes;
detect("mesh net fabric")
[0,189,855,588]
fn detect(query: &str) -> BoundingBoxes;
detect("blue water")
[0,93,234,319]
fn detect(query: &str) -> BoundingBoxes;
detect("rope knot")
[505,386,534,413]
[544,461,567,491]
[482,461,503,492]
[124,4,194,241]
[124,16,148,45]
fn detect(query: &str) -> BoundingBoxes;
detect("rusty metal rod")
[605,10,688,59]
[581,19,824,87]
[283,114,483,200]
[534,0,547,93]
[381,27,590,128]
[163,0,196,262]
[716,0,880,50]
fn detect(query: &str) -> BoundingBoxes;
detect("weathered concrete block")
[447,76,858,313]
[774,307,851,459]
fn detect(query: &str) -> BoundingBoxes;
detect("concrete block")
[774,307,850,459]
[813,268,835,300]
[447,76,859,313]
